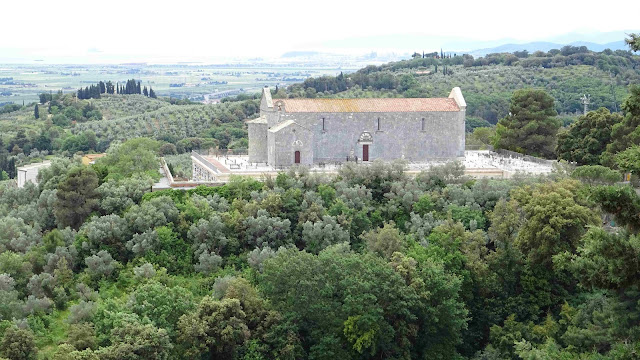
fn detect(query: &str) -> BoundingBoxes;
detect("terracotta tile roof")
[275,98,459,113]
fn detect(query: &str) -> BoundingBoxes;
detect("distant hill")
[281,51,322,58]
[285,47,640,125]
[469,41,628,57]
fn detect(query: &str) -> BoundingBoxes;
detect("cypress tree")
[136,81,141,94]
[143,86,148,97]
[34,104,39,119]
[149,87,156,98]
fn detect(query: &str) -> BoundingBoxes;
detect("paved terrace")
[191,150,555,183]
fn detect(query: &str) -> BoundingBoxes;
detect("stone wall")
[268,122,314,167]
[250,87,466,166]
[267,110,465,163]
[248,121,268,163]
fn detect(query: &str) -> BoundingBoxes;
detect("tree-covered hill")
[91,95,169,120]
[284,46,639,123]
[0,92,257,176]
[73,100,256,148]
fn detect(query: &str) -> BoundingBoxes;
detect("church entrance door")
[362,145,369,161]
[294,151,301,164]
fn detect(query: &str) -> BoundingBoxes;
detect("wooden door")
[294,151,301,164]
[362,145,369,162]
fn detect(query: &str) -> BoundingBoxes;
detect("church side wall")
[248,122,268,163]
[274,111,464,162]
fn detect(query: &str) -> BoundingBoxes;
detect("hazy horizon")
[1,0,638,64]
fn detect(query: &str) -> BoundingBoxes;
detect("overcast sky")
[2,0,639,62]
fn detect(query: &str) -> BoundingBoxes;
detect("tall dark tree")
[33,133,52,151]
[34,104,39,119]
[149,87,157,98]
[143,86,148,97]
[106,81,114,94]
[54,166,100,229]
[0,154,16,178]
[493,89,560,158]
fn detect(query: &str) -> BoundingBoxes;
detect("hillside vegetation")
[1,143,640,359]
[0,93,256,176]
[1,37,640,360]
[285,46,639,123]
[92,95,168,120]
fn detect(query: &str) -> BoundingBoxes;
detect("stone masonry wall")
[269,123,314,167]
[267,110,465,163]
[248,122,268,163]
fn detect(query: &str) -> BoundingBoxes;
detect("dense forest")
[0,35,639,360]
[0,137,640,359]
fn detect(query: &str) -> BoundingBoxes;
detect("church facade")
[247,87,466,167]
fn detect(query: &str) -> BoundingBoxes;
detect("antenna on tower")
[580,94,590,115]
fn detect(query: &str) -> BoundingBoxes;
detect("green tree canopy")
[54,166,100,229]
[97,138,161,180]
[602,85,640,165]
[615,145,640,176]
[626,33,640,52]
[0,326,37,360]
[493,89,560,158]
[556,108,623,165]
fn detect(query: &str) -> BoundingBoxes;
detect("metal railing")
[191,150,221,174]
[194,148,248,156]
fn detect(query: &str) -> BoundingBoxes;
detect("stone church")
[247,87,466,167]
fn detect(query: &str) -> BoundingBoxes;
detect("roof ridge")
[275,97,460,113]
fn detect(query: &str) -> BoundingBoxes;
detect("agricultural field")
[0,63,356,105]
